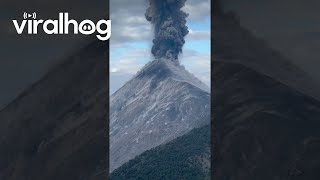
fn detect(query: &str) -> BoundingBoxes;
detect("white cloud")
[187,29,211,40]
[184,0,211,21]
[111,68,119,73]
[110,0,152,46]
[110,48,151,74]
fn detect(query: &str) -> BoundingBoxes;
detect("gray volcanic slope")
[0,40,108,180]
[110,59,210,172]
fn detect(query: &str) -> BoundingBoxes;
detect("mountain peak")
[134,59,209,92]
[135,59,173,80]
[110,58,210,172]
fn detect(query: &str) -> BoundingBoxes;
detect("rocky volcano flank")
[110,59,210,172]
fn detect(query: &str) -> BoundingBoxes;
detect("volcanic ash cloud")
[145,0,189,63]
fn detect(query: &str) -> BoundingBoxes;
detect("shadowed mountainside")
[0,40,108,180]
[213,62,320,180]
[213,1,320,179]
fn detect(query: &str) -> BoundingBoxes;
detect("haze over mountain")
[110,59,210,172]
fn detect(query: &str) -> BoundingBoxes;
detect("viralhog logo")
[12,12,111,41]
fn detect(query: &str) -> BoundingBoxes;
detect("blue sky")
[110,0,210,94]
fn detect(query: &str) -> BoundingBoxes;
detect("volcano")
[109,59,210,172]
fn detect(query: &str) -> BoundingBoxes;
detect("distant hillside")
[110,125,210,180]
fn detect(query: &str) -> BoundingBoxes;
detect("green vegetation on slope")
[110,125,211,180]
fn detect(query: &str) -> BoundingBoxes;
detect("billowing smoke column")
[145,0,189,63]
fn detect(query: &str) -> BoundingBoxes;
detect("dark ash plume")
[145,0,189,63]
